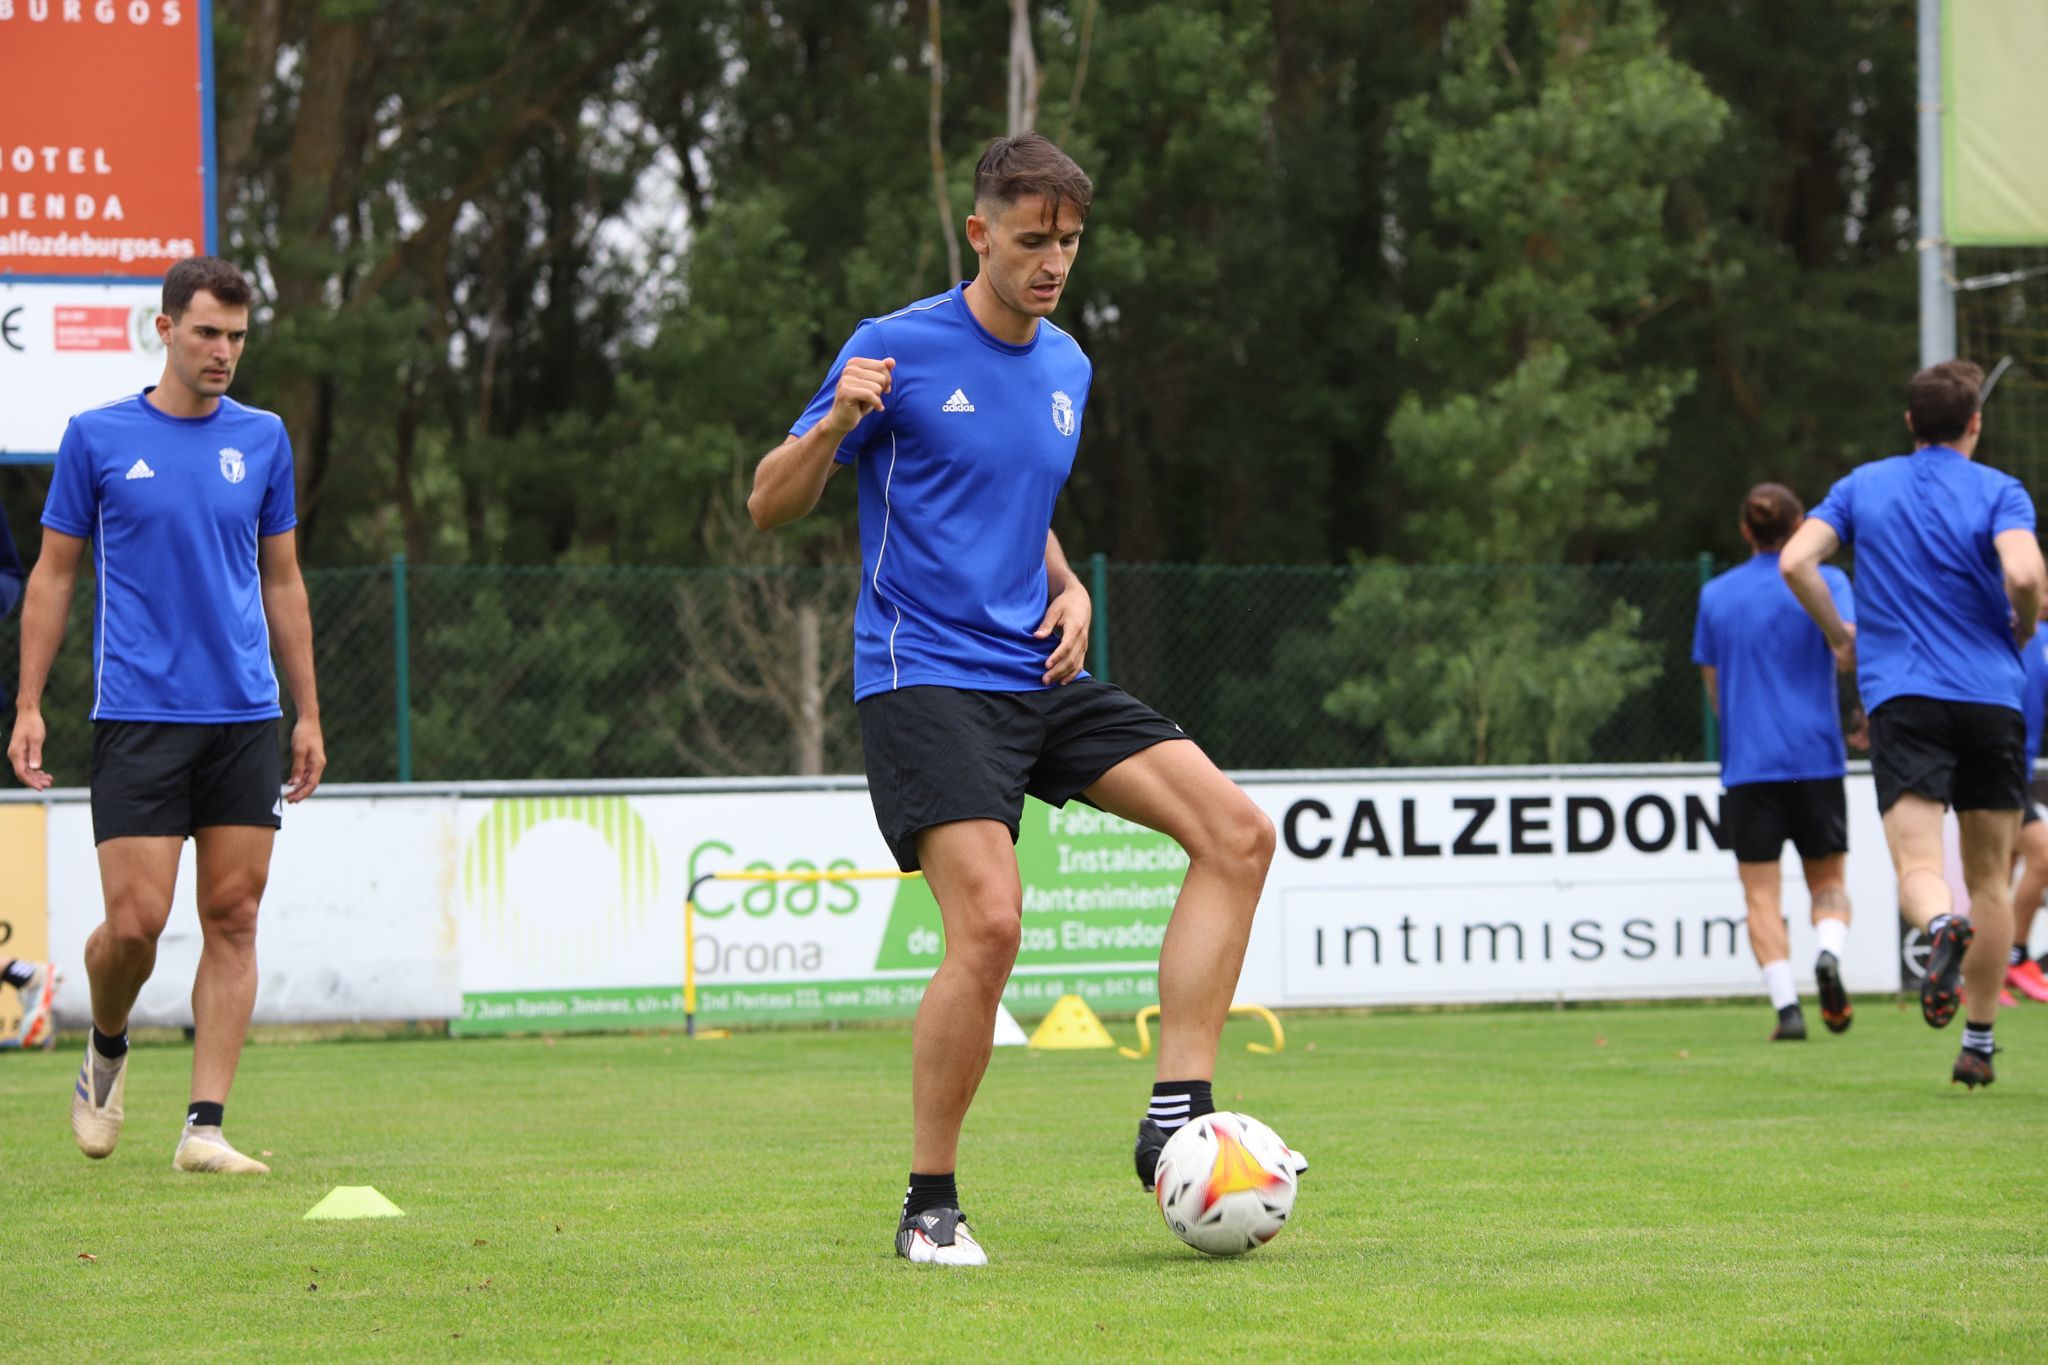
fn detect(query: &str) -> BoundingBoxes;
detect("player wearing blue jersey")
[7,257,325,1170]
[2005,615,2048,1002]
[750,135,1288,1266]
[1783,359,2047,1087]
[1694,484,1860,1041]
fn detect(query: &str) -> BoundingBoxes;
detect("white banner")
[21,766,1909,1030]
[0,280,166,455]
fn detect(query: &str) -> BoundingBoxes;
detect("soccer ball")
[1154,1111,1297,1256]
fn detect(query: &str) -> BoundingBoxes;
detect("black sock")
[903,1171,959,1219]
[1149,1079,1215,1135]
[1777,1004,1804,1023]
[2012,945,2030,967]
[186,1101,225,1129]
[1,961,34,988]
[91,1026,128,1061]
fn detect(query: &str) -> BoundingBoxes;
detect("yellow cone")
[1028,994,1116,1050]
[303,1185,405,1220]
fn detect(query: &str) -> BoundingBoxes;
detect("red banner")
[0,1,211,278]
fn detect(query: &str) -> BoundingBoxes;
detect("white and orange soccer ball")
[1154,1111,1298,1256]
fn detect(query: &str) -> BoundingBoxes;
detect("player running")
[1782,359,2045,1087]
[8,255,326,1170]
[749,134,1292,1266]
[1694,483,1860,1041]
[2005,609,2048,1001]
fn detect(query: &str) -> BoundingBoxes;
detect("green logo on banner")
[872,797,1186,969]
[463,797,659,950]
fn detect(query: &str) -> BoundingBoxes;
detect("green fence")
[3,558,1726,784]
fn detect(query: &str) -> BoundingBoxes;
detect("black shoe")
[1815,951,1853,1034]
[1952,1046,1997,1089]
[1134,1117,1166,1192]
[1772,1005,1807,1041]
[894,1206,987,1265]
[1921,917,1975,1029]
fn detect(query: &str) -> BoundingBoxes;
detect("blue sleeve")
[789,320,895,466]
[1808,473,1854,544]
[1690,591,1715,668]
[40,419,97,538]
[1992,476,2036,536]
[259,419,298,537]
[0,495,22,623]
[1824,565,1855,625]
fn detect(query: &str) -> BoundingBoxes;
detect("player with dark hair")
[1782,359,2046,1087]
[749,133,1296,1265]
[8,255,326,1169]
[1694,483,1860,1041]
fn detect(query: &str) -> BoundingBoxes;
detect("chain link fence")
[3,558,1723,784]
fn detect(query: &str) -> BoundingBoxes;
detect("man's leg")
[2008,817,2048,999]
[73,835,182,1157]
[890,818,1018,1265]
[1957,808,2020,1027]
[173,825,275,1174]
[1802,853,1853,1032]
[1881,793,1951,931]
[1083,740,1275,1086]
[1737,861,1801,1038]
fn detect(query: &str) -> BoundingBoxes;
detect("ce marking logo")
[0,307,22,352]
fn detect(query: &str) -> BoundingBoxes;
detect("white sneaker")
[172,1126,271,1175]
[13,962,57,1049]
[71,1039,127,1159]
[894,1208,987,1266]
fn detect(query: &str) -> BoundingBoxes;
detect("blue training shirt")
[42,390,296,722]
[792,284,1092,701]
[2023,633,2048,781]
[1694,553,1856,787]
[1807,446,2035,713]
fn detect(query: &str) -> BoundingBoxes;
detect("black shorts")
[1720,779,1848,863]
[89,720,284,845]
[857,681,1189,872]
[1868,696,2027,815]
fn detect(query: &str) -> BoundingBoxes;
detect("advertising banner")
[20,765,1923,1034]
[0,279,169,455]
[0,0,213,279]
[0,804,49,1040]
[1944,0,2048,246]
[0,0,213,456]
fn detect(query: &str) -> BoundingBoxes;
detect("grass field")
[8,1000,2048,1361]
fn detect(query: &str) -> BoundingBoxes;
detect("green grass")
[8,1000,2048,1361]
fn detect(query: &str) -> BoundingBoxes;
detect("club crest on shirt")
[1051,390,1075,437]
[218,447,246,484]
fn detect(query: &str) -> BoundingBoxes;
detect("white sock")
[1962,1021,1995,1054]
[1814,917,1848,959]
[1761,959,1798,1011]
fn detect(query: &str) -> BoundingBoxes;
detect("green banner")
[1945,0,2048,245]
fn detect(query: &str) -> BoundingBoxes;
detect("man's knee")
[199,877,264,947]
[1192,800,1276,880]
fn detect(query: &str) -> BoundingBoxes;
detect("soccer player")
[749,134,1291,1266]
[7,256,326,1170]
[1782,358,2046,1087]
[1694,483,1859,1041]
[2004,609,2048,1001]
[1,959,57,1049]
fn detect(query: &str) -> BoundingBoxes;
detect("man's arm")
[1780,518,1856,671]
[7,530,87,789]
[748,356,895,531]
[259,531,326,802]
[1034,530,1091,685]
[1698,665,1718,717]
[1995,528,2047,647]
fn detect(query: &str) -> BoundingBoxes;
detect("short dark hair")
[1906,359,1985,444]
[1741,482,1803,551]
[973,132,1093,226]
[162,255,253,319]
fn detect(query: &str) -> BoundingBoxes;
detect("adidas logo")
[125,459,155,480]
[941,388,975,413]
